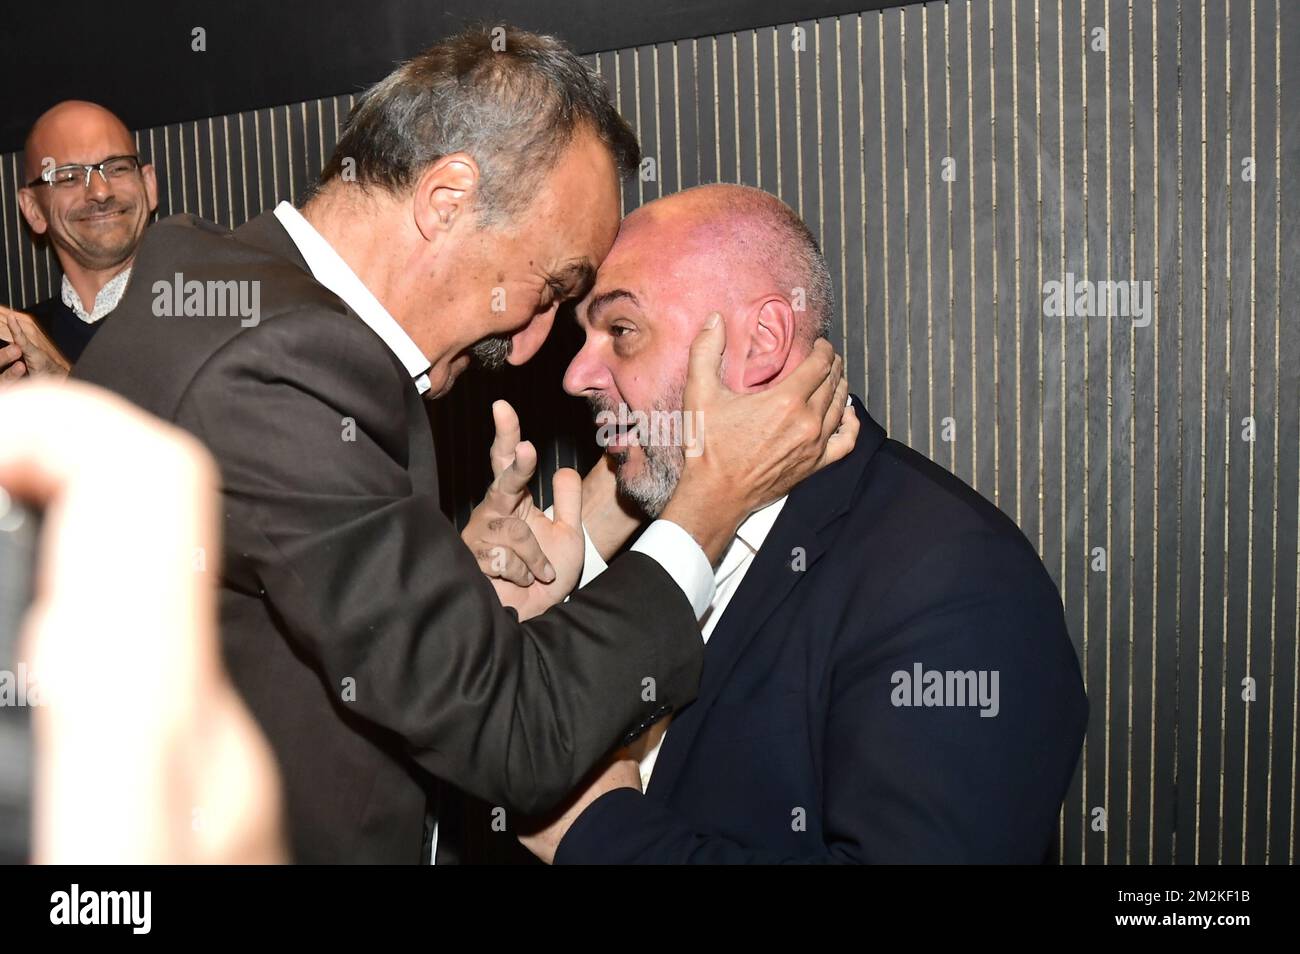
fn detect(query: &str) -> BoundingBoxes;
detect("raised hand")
[1,307,71,382]
[460,400,585,620]
[660,314,859,563]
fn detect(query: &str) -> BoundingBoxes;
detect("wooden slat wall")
[1,1,1295,865]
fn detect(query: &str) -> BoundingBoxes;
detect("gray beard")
[610,441,684,519]
[470,335,512,370]
[588,371,687,519]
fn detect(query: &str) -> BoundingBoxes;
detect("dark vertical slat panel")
[992,0,1017,522]
[300,102,323,204]
[948,0,976,489]
[227,111,244,219]
[676,41,700,190]
[0,154,15,307]
[904,3,929,454]
[757,26,781,197]
[157,123,177,217]
[2,154,31,308]
[1153,0,1183,866]
[209,116,227,227]
[881,6,909,439]
[1222,0,1255,863]
[1128,0,1157,865]
[816,18,846,358]
[776,21,802,215]
[257,108,280,214]
[695,38,720,184]
[1175,0,1206,866]
[210,116,232,228]
[178,120,200,215]
[1247,0,1279,866]
[1059,0,1090,864]
[194,115,215,219]
[615,48,640,210]
[968,0,997,495]
[1105,0,1135,864]
[1270,0,1300,866]
[225,113,242,225]
[837,15,868,397]
[1015,0,1042,560]
[799,20,821,255]
[595,50,621,207]
[1198,0,1229,865]
[287,102,310,206]
[652,43,679,196]
[249,111,269,220]
[737,31,760,188]
[717,33,740,183]
[1083,0,1112,865]
[863,11,890,418]
[1036,0,1071,861]
[925,2,953,469]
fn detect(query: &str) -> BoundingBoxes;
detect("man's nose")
[562,345,612,397]
[83,169,114,202]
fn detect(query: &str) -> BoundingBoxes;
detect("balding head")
[617,184,834,348]
[563,183,835,516]
[18,100,156,281]
[23,101,135,184]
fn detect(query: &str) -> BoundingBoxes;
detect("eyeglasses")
[26,155,142,189]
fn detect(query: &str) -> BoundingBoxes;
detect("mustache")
[470,335,511,371]
[585,395,617,420]
[584,390,686,423]
[69,199,134,221]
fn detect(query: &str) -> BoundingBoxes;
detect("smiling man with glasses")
[1,100,157,377]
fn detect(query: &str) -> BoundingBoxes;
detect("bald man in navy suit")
[505,185,1088,864]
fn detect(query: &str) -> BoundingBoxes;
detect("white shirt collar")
[735,495,787,554]
[272,201,432,395]
[712,495,788,587]
[61,266,131,324]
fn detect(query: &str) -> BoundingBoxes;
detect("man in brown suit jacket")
[72,27,855,862]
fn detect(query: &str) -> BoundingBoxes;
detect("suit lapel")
[234,209,312,269]
[648,398,884,798]
[236,211,439,489]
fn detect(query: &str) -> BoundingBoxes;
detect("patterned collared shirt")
[61,266,132,323]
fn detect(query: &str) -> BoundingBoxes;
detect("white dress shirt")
[577,496,789,788]
[272,201,433,395]
[271,200,719,857]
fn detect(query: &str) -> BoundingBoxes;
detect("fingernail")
[704,313,720,329]
[542,562,556,582]
[525,572,535,585]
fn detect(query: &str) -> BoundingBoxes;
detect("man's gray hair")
[319,25,640,224]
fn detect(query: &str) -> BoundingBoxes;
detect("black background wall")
[2,0,1296,865]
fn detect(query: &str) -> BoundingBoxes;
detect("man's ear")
[141,164,159,215]
[741,297,795,388]
[411,153,480,241]
[16,188,47,235]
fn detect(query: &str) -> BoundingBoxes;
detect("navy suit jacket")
[556,398,1088,864]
